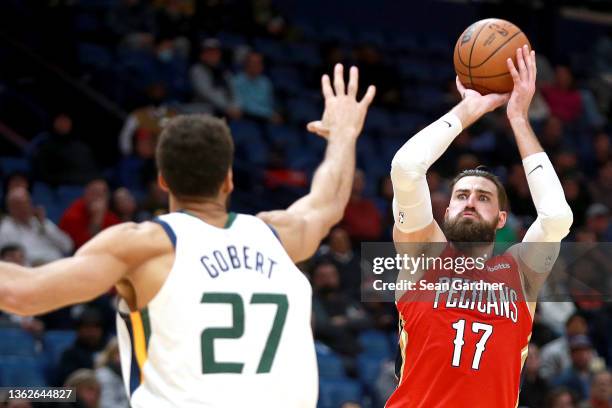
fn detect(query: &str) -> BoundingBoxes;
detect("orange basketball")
[454,18,531,95]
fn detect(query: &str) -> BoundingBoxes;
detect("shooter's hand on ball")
[452,77,509,129]
[506,45,537,122]
[307,63,376,139]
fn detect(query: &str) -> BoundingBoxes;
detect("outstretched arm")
[391,80,510,243]
[257,64,375,262]
[505,46,573,293]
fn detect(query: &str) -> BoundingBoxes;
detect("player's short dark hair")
[0,244,23,258]
[156,114,234,199]
[449,166,508,211]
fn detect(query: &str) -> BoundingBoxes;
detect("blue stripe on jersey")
[119,311,142,396]
[153,218,176,247]
[266,223,281,243]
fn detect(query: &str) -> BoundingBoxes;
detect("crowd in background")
[0,0,611,407]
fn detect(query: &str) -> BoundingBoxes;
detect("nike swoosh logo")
[528,164,543,175]
[442,120,452,128]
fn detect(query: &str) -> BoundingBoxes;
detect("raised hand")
[506,45,536,121]
[455,76,510,116]
[307,64,376,139]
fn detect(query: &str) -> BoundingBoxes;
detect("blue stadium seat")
[78,43,113,70]
[286,43,321,67]
[363,107,393,133]
[75,13,101,33]
[0,157,30,175]
[359,330,392,358]
[316,348,346,380]
[286,98,320,125]
[56,185,84,206]
[229,120,268,165]
[266,124,302,149]
[318,379,363,408]
[356,354,383,386]
[253,38,287,63]
[0,328,37,357]
[269,66,303,95]
[0,356,47,387]
[217,32,248,49]
[32,182,55,204]
[43,330,76,366]
[357,31,386,48]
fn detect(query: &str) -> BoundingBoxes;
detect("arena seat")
[0,157,30,175]
[318,379,363,408]
[356,354,383,386]
[0,328,37,357]
[359,330,392,358]
[0,356,47,387]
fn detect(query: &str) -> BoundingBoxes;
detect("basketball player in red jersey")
[386,45,574,407]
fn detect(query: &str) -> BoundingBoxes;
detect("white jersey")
[117,211,317,408]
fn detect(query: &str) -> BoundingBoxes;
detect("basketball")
[454,18,531,94]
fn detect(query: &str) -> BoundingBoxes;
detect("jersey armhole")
[153,218,176,248]
[266,223,281,243]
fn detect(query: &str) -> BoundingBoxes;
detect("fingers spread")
[517,46,527,82]
[333,63,345,95]
[321,74,334,99]
[359,85,376,107]
[507,58,520,83]
[347,66,358,98]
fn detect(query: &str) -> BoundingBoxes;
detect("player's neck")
[170,195,229,229]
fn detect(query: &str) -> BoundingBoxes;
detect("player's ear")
[158,173,169,192]
[496,210,507,229]
[221,168,234,194]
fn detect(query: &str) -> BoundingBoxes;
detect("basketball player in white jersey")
[0,64,376,407]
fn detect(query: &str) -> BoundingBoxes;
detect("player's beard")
[442,212,499,243]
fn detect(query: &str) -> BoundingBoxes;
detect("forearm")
[298,130,358,220]
[509,117,543,159]
[0,263,31,315]
[391,111,463,232]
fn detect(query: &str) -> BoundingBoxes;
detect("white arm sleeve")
[390,113,463,233]
[519,152,573,272]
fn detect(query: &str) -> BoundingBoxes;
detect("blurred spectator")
[541,116,569,156]
[118,84,177,156]
[552,335,597,401]
[63,369,102,408]
[154,0,193,51]
[151,37,190,102]
[0,187,73,265]
[137,180,169,220]
[520,344,551,408]
[506,163,536,217]
[317,227,360,299]
[541,313,590,381]
[115,129,157,195]
[30,113,99,186]
[57,308,106,385]
[593,133,611,170]
[532,307,560,348]
[190,38,241,119]
[580,370,612,408]
[232,51,281,122]
[562,175,592,228]
[112,187,138,222]
[341,170,382,242]
[354,45,400,108]
[0,244,45,336]
[2,172,30,198]
[589,161,612,210]
[585,204,612,241]
[95,338,129,408]
[0,244,26,265]
[108,0,156,49]
[59,179,120,249]
[311,260,369,357]
[546,388,578,408]
[541,65,583,124]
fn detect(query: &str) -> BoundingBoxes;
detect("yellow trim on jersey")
[130,311,148,383]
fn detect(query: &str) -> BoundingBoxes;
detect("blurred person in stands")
[520,343,551,408]
[190,38,241,119]
[136,179,168,220]
[57,308,106,385]
[0,244,44,336]
[115,129,157,196]
[547,388,578,408]
[95,338,129,408]
[580,370,612,408]
[354,44,400,108]
[118,84,177,156]
[154,0,193,55]
[317,227,360,299]
[62,369,101,408]
[552,335,599,401]
[232,51,281,123]
[1,172,30,198]
[541,116,568,156]
[541,313,591,381]
[108,0,156,49]
[592,133,611,170]
[562,175,592,227]
[541,65,583,124]
[311,260,370,358]
[151,37,190,102]
[506,163,537,217]
[111,188,138,223]
[589,160,612,210]
[59,179,120,249]
[0,187,73,265]
[585,204,612,241]
[30,113,99,186]
[341,169,382,242]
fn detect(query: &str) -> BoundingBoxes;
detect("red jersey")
[386,246,533,408]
